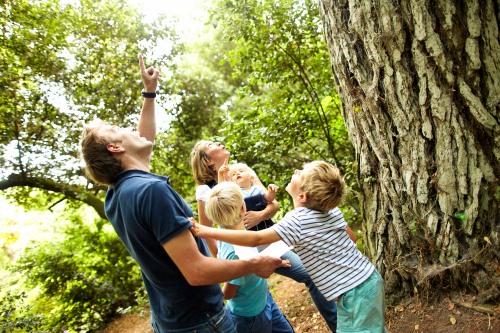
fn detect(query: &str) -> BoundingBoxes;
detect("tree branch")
[0,174,107,220]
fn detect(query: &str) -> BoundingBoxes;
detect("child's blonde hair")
[205,182,245,229]
[301,161,345,212]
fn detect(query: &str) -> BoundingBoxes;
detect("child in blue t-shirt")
[204,181,294,333]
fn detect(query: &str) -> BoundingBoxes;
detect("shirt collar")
[111,169,171,188]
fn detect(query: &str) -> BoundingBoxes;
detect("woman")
[190,140,338,332]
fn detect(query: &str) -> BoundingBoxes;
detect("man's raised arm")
[137,53,159,143]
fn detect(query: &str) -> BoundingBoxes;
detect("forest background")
[1,0,499,332]
[0,0,358,331]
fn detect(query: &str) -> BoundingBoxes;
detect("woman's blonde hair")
[205,182,245,229]
[301,161,345,212]
[190,140,217,185]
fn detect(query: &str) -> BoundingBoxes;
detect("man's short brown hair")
[190,140,216,185]
[80,122,123,186]
[301,161,345,212]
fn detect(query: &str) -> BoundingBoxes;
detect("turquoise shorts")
[337,270,387,333]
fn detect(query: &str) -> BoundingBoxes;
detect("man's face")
[230,165,254,189]
[101,125,153,154]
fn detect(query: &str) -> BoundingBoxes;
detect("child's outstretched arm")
[262,184,278,202]
[190,220,281,247]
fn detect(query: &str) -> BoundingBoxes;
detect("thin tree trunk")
[318,0,500,303]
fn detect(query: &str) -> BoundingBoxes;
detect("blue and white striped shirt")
[272,207,375,301]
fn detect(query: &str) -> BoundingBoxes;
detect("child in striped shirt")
[191,161,387,333]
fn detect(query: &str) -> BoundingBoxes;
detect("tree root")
[451,297,500,318]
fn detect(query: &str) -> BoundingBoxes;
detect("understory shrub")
[10,214,143,332]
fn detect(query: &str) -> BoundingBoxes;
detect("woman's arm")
[197,200,218,257]
[222,282,238,300]
[191,222,282,247]
[243,199,279,229]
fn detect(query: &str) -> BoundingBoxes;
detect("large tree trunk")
[318,0,500,303]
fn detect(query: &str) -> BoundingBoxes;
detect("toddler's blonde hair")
[301,161,345,212]
[205,182,245,229]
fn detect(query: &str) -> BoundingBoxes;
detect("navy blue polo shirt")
[105,170,223,330]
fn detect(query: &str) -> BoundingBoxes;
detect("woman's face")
[205,142,230,167]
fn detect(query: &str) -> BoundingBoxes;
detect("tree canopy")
[0,0,179,218]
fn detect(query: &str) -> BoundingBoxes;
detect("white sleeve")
[195,184,212,202]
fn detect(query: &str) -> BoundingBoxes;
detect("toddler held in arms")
[193,181,294,333]
[218,160,278,203]
[191,161,387,333]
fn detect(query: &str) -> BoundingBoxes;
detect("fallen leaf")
[449,303,455,310]
[415,324,420,330]
[450,316,456,325]
[398,307,404,312]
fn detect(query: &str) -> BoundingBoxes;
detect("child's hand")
[218,159,230,183]
[263,184,278,202]
[280,259,291,268]
[189,219,213,239]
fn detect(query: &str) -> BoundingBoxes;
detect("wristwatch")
[142,91,156,98]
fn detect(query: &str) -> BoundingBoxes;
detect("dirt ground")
[97,274,500,333]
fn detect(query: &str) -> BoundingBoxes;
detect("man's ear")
[107,143,125,154]
[297,193,308,203]
[241,203,246,218]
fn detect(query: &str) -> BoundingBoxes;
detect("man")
[80,54,288,333]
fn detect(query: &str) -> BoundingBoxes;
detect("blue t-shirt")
[218,241,267,317]
[105,170,223,330]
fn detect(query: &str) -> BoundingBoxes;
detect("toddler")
[219,160,277,231]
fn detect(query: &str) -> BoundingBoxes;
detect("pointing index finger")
[138,53,146,73]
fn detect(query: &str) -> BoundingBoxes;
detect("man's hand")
[262,184,278,202]
[249,255,291,279]
[138,53,159,92]
[189,217,213,239]
[218,159,230,183]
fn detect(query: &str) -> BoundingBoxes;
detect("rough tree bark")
[318,0,500,303]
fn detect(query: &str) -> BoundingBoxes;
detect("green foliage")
[151,27,236,198]
[1,0,180,214]
[0,291,47,333]
[10,215,142,331]
[208,0,359,220]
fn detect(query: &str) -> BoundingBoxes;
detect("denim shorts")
[151,304,236,333]
[337,270,387,333]
[228,290,294,333]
